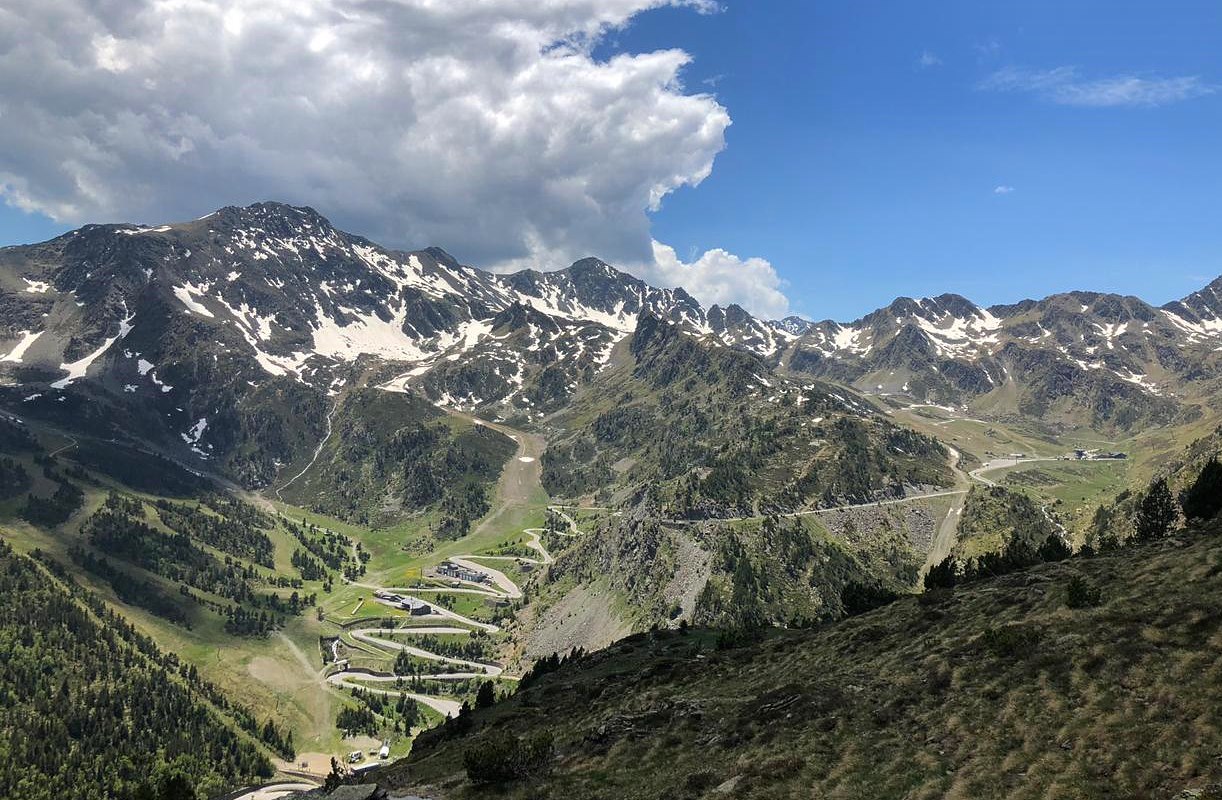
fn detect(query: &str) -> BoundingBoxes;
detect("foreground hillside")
[383,526,1222,800]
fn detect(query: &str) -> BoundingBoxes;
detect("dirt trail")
[454,412,547,539]
[920,447,971,576]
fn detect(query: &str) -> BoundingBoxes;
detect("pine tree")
[1038,533,1072,562]
[475,680,496,709]
[923,555,957,590]
[1134,478,1177,541]
[1181,457,1222,521]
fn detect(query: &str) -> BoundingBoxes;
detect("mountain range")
[2,201,1219,496]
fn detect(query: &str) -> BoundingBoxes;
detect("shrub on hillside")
[918,586,955,607]
[463,730,554,784]
[0,456,30,499]
[1038,533,1073,562]
[1065,575,1102,609]
[1181,457,1222,522]
[980,625,1042,658]
[840,580,898,616]
[924,556,957,590]
[475,680,496,710]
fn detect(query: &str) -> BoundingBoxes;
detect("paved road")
[968,456,1063,487]
[804,488,968,515]
[666,487,968,527]
[225,782,319,800]
[322,409,556,733]
[349,629,505,676]
[447,556,523,599]
[322,673,463,717]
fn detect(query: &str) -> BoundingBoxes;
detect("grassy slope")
[0,400,543,768]
[385,524,1222,800]
[952,485,1056,560]
[876,399,1222,545]
[0,483,357,760]
[990,460,1128,539]
[277,387,517,530]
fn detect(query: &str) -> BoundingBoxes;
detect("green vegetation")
[70,439,212,497]
[20,476,84,526]
[695,514,919,628]
[155,498,277,568]
[279,388,516,535]
[80,493,315,636]
[0,455,31,498]
[1064,574,1102,609]
[993,459,1128,537]
[543,314,952,516]
[0,540,276,800]
[1182,456,1222,522]
[383,522,1222,800]
[1134,478,1177,542]
[1089,423,1222,546]
[463,729,554,785]
[953,485,1056,560]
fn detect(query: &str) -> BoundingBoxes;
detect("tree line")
[0,541,276,800]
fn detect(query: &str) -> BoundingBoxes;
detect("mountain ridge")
[1,200,1220,493]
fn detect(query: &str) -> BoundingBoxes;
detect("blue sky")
[3,1,1221,322]
[603,0,1222,319]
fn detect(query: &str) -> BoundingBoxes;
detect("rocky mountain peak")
[1164,272,1222,333]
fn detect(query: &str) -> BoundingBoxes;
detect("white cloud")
[980,66,1215,108]
[0,0,733,276]
[917,50,942,69]
[646,240,790,319]
[993,185,1015,195]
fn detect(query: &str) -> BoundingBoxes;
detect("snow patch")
[181,417,208,445]
[1,330,42,363]
[172,282,216,317]
[51,308,134,388]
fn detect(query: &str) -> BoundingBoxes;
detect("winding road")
[968,455,1063,488]
[320,413,581,725]
[299,404,1071,725]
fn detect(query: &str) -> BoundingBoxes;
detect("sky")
[1,1,1220,322]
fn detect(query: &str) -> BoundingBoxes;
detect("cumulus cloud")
[917,50,942,69]
[993,185,1015,195]
[0,0,753,287]
[646,241,789,319]
[980,66,1215,108]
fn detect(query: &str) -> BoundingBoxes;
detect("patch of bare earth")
[523,582,631,660]
[659,534,711,623]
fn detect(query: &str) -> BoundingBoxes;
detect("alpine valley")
[2,202,1220,799]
